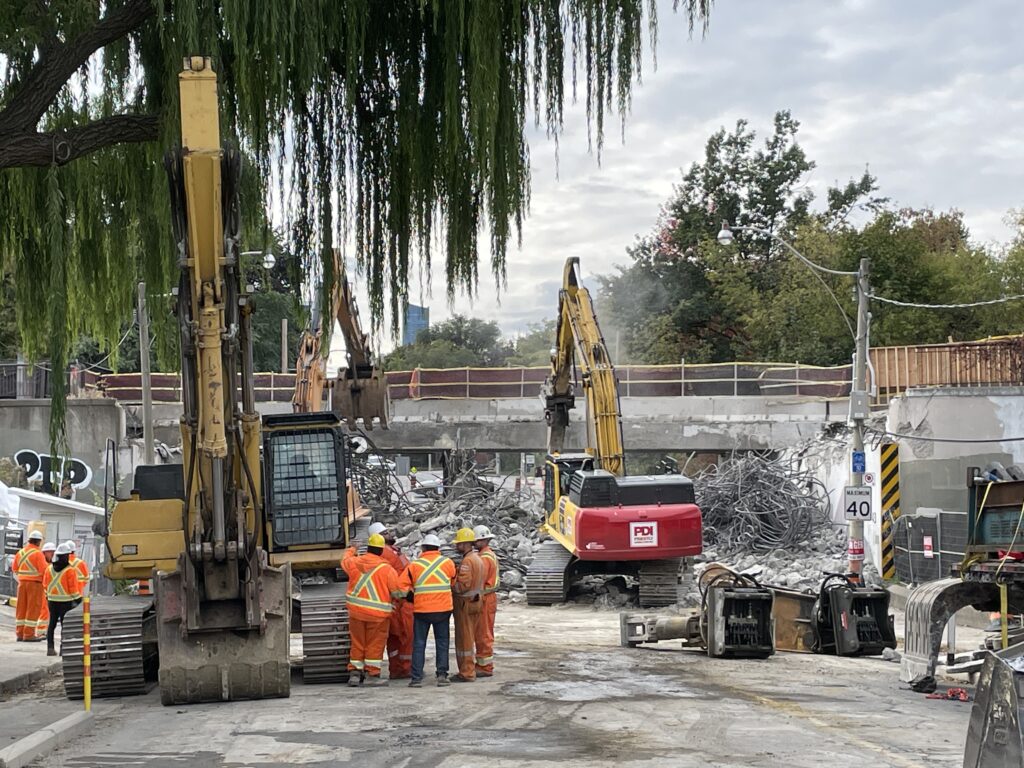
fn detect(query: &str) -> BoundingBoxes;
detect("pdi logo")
[629,521,658,548]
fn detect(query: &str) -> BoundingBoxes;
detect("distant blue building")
[402,304,430,345]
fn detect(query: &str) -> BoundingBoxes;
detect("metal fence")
[893,510,968,584]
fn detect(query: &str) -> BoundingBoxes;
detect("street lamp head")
[716,220,734,246]
[262,252,276,270]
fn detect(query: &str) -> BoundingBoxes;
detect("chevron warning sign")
[879,443,900,580]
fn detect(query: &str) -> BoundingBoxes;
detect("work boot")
[347,672,362,687]
[47,646,57,657]
[436,674,450,687]
[408,679,423,688]
[450,674,474,683]
[363,676,387,687]
[475,671,493,678]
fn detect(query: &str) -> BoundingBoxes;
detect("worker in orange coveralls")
[450,527,485,682]
[14,530,47,641]
[368,522,413,680]
[473,525,499,677]
[341,533,403,686]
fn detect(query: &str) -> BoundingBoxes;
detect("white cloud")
[332,0,1024,364]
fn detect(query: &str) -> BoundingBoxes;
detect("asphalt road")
[22,603,969,768]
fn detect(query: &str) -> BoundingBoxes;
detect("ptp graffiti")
[14,450,94,489]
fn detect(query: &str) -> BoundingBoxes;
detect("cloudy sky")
[330,0,1024,365]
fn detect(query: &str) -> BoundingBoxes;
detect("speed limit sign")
[844,486,873,521]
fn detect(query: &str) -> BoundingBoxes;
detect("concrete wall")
[0,399,125,498]
[887,386,1024,538]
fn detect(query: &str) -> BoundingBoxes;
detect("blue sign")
[851,450,866,474]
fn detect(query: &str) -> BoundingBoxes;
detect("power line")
[865,425,1024,444]
[866,292,1024,309]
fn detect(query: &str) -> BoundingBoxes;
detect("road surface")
[15,603,969,768]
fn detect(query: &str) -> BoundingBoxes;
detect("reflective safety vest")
[14,545,45,583]
[346,563,393,616]
[70,555,91,584]
[479,548,500,595]
[45,565,81,602]
[401,553,456,613]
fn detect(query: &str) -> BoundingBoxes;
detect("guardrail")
[8,334,1021,406]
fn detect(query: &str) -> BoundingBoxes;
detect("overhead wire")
[866,292,1024,309]
[864,425,1024,444]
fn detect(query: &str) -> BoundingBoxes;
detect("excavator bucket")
[333,369,390,430]
[154,559,292,706]
[901,577,1024,684]
[964,643,1024,768]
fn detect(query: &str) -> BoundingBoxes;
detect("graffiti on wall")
[14,450,94,489]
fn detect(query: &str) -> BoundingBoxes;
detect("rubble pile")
[351,456,546,597]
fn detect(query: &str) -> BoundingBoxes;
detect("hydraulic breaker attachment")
[706,585,774,658]
[901,578,1024,683]
[813,581,896,656]
[620,583,774,658]
[964,643,1024,768]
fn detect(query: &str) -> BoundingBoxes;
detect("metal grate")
[267,430,345,548]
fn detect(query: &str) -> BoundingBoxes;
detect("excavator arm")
[542,257,625,476]
[291,311,327,413]
[155,57,291,705]
[330,249,389,429]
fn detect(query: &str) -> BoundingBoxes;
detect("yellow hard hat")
[453,527,476,544]
[368,533,386,548]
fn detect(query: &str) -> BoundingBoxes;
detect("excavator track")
[61,597,156,699]
[300,592,352,683]
[638,558,682,608]
[526,541,575,605]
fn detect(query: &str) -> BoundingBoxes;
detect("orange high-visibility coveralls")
[381,544,413,678]
[475,545,499,675]
[341,547,401,677]
[14,543,46,640]
[453,550,485,679]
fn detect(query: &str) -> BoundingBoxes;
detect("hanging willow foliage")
[0,0,712,454]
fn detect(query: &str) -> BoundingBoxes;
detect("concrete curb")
[0,710,93,768]
[887,583,990,630]
[0,661,63,697]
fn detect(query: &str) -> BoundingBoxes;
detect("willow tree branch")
[0,0,156,136]
[0,114,160,169]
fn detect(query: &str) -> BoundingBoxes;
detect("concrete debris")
[350,451,547,595]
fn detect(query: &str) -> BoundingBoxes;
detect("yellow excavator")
[291,249,388,430]
[527,257,703,607]
[60,57,363,704]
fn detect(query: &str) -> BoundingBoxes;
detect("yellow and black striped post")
[880,443,901,580]
[83,589,91,711]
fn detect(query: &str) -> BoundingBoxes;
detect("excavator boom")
[542,257,624,474]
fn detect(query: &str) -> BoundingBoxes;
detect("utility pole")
[280,318,289,374]
[848,257,871,584]
[137,282,154,466]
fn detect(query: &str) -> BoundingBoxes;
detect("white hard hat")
[55,543,72,556]
[64,540,77,552]
[42,542,57,552]
[28,530,43,541]
[368,522,387,536]
[421,534,442,547]
[473,525,494,541]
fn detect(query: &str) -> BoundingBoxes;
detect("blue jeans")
[412,611,451,681]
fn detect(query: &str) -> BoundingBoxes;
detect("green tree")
[506,320,557,367]
[383,314,512,369]
[0,0,712,450]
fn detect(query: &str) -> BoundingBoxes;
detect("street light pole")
[848,257,872,583]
